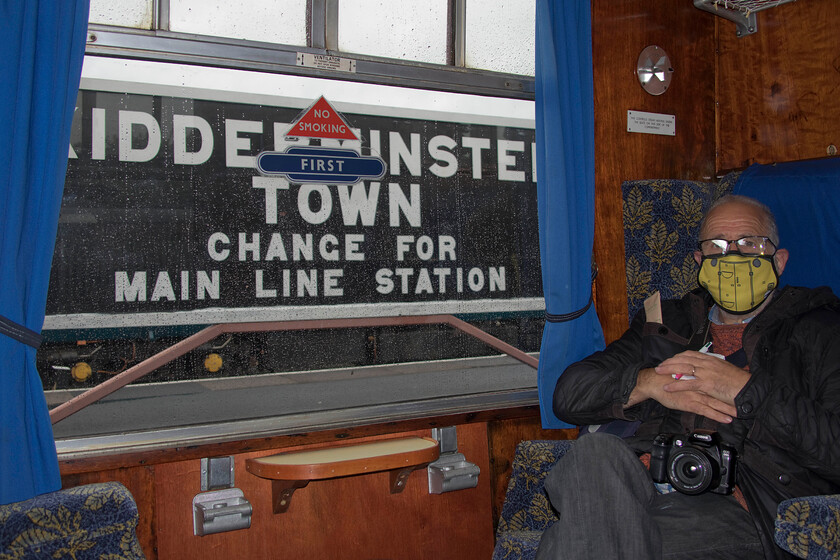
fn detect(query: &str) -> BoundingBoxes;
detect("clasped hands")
[632,350,751,424]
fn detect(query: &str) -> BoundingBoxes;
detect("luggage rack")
[693,0,798,36]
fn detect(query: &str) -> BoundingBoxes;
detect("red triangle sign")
[285,96,359,141]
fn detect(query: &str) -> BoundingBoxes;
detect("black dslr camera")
[649,430,737,495]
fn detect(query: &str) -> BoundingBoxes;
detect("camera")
[649,430,737,495]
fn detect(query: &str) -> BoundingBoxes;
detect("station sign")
[45,63,542,329]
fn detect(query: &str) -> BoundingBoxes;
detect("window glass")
[338,0,448,65]
[169,0,308,46]
[89,0,154,29]
[46,58,541,441]
[465,0,535,76]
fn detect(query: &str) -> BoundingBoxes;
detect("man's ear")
[774,248,789,275]
[693,250,702,266]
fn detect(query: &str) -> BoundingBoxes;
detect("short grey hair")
[700,194,779,246]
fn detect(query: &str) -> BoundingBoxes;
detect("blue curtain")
[0,0,89,504]
[535,0,605,428]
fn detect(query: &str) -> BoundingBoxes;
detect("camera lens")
[668,448,714,495]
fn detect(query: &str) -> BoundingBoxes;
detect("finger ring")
[691,366,696,375]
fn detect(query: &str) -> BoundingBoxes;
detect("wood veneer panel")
[153,424,494,560]
[716,0,840,170]
[591,0,716,343]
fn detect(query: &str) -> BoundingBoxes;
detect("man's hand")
[655,350,751,410]
[624,362,740,423]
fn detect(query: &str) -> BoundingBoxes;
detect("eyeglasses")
[698,236,776,257]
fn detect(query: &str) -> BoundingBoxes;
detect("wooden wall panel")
[591,0,717,342]
[716,0,840,170]
[153,423,494,560]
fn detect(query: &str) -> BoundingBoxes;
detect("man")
[536,195,840,559]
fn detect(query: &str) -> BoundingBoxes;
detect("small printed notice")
[297,53,356,73]
[627,110,675,136]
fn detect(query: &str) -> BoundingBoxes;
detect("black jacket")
[553,286,840,559]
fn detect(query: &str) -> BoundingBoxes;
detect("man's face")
[693,201,789,275]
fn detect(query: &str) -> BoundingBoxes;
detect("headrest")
[734,158,840,296]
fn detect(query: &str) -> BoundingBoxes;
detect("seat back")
[0,482,145,559]
[733,158,840,296]
[621,159,840,321]
[621,174,736,320]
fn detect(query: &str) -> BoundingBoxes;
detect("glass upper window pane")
[338,0,448,65]
[465,0,535,76]
[89,0,154,29]
[169,0,308,46]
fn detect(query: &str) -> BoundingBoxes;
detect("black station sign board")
[45,84,542,327]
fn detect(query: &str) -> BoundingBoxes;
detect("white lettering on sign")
[254,268,345,298]
[71,108,535,183]
[300,157,346,172]
[115,270,220,302]
[119,111,162,162]
[226,119,263,168]
[64,95,534,314]
[374,267,505,295]
[296,121,349,135]
[174,115,214,165]
[206,232,368,263]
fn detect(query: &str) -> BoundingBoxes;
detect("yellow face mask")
[697,254,778,315]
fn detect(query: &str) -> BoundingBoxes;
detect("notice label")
[297,53,357,73]
[627,110,675,136]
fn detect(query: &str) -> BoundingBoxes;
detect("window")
[89,0,154,29]
[169,0,308,46]
[337,0,449,65]
[465,0,535,75]
[46,1,540,449]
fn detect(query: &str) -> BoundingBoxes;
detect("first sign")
[257,147,386,184]
[256,96,387,184]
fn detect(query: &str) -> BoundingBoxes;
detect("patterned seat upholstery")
[493,173,840,559]
[492,441,570,560]
[775,495,840,559]
[622,175,736,319]
[0,482,145,560]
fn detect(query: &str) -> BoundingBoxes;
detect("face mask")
[697,254,778,315]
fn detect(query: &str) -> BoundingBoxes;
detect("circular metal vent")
[636,45,673,96]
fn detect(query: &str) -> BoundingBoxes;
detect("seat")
[492,440,568,560]
[493,163,840,559]
[0,481,145,559]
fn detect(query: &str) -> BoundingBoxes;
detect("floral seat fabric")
[775,494,840,559]
[0,481,145,560]
[493,440,570,560]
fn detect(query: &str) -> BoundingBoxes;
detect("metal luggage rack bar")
[693,0,798,36]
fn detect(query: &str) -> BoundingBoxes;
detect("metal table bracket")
[427,426,480,494]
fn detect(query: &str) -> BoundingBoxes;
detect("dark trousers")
[535,433,765,560]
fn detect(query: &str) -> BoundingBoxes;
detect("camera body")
[649,430,737,495]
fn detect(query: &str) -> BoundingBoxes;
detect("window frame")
[86,0,535,100]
